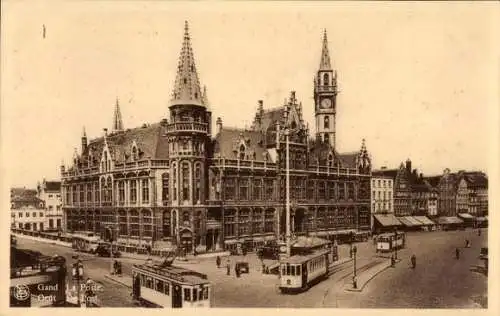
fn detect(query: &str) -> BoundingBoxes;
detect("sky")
[1,1,499,188]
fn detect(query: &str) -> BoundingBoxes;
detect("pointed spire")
[202,85,209,108]
[112,97,124,132]
[319,29,332,70]
[82,126,87,138]
[171,21,204,107]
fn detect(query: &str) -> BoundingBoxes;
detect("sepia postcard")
[1,0,498,315]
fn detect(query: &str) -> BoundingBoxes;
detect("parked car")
[95,243,121,258]
[236,261,249,274]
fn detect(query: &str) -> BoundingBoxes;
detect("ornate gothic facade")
[61,22,372,254]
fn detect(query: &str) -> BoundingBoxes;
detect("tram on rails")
[131,261,211,308]
[376,231,406,253]
[71,232,101,253]
[279,249,330,293]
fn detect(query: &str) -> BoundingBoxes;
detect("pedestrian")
[391,255,395,267]
[226,258,230,276]
[216,255,221,269]
[478,229,481,236]
[456,248,460,260]
[411,254,416,269]
[235,265,240,278]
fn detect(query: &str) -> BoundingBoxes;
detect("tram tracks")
[321,258,385,307]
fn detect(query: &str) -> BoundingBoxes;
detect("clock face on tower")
[320,98,332,109]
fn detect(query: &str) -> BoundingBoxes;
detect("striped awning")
[437,216,464,225]
[413,216,435,226]
[458,213,475,220]
[374,214,402,227]
[224,239,238,245]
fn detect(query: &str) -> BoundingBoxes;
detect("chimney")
[381,166,387,170]
[258,100,264,116]
[103,128,108,136]
[420,173,423,179]
[405,159,412,173]
[216,117,222,134]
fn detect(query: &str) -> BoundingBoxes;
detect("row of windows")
[372,202,393,211]
[63,179,151,205]
[138,273,209,302]
[372,191,392,200]
[12,212,44,218]
[372,179,393,188]
[224,178,357,201]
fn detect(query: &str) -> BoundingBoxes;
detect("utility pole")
[285,127,291,258]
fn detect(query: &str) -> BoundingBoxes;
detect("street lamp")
[352,245,358,288]
[394,228,398,261]
[283,105,292,258]
[350,232,355,258]
[71,257,84,306]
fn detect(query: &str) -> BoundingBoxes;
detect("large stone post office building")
[61,22,372,254]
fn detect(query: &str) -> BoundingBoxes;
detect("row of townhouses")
[10,180,63,232]
[371,159,488,232]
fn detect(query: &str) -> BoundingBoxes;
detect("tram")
[71,232,100,253]
[376,231,406,253]
[131,261,211,308]
[279,249,330,293]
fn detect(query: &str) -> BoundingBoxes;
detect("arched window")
[194,164,202,203]
[324,116,330,129]
[163,211,171,237]
[172,163,177,201]
[239,144,245,160]
[181,162,190,201]
[162,173,169,202]
[106,178,112,203]
[324,133,329,144]
[323,73,329,86]
[100,178,106,203]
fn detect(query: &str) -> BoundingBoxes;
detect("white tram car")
[279,249,330,293]
[132,262,211,308]
[376,232,406,253]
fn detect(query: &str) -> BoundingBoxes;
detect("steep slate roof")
[213,127,268,161]
[11,188,38,198]
[372,169,399,179]
[338,152,358,169]
[44,181,61,191]
[259,107,285,133]
[424,175,441,188]
[461,172,488,188]
[82,123,169,164]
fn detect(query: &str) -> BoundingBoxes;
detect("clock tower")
[314,29,338,149]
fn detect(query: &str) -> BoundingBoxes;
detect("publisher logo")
[13,285,30,301]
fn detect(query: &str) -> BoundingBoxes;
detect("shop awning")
[397,216,421,227]
[374,214,402,227]
[413,216,435,226]
[224,239,238,245]
[458,213,475,220]
[437,216,464,225]
[253,237,265,242]
[476,217,487,222]
[264,235,276,241]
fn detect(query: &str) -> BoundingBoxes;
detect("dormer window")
[239,144,245,160]
[132,146,138,160]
